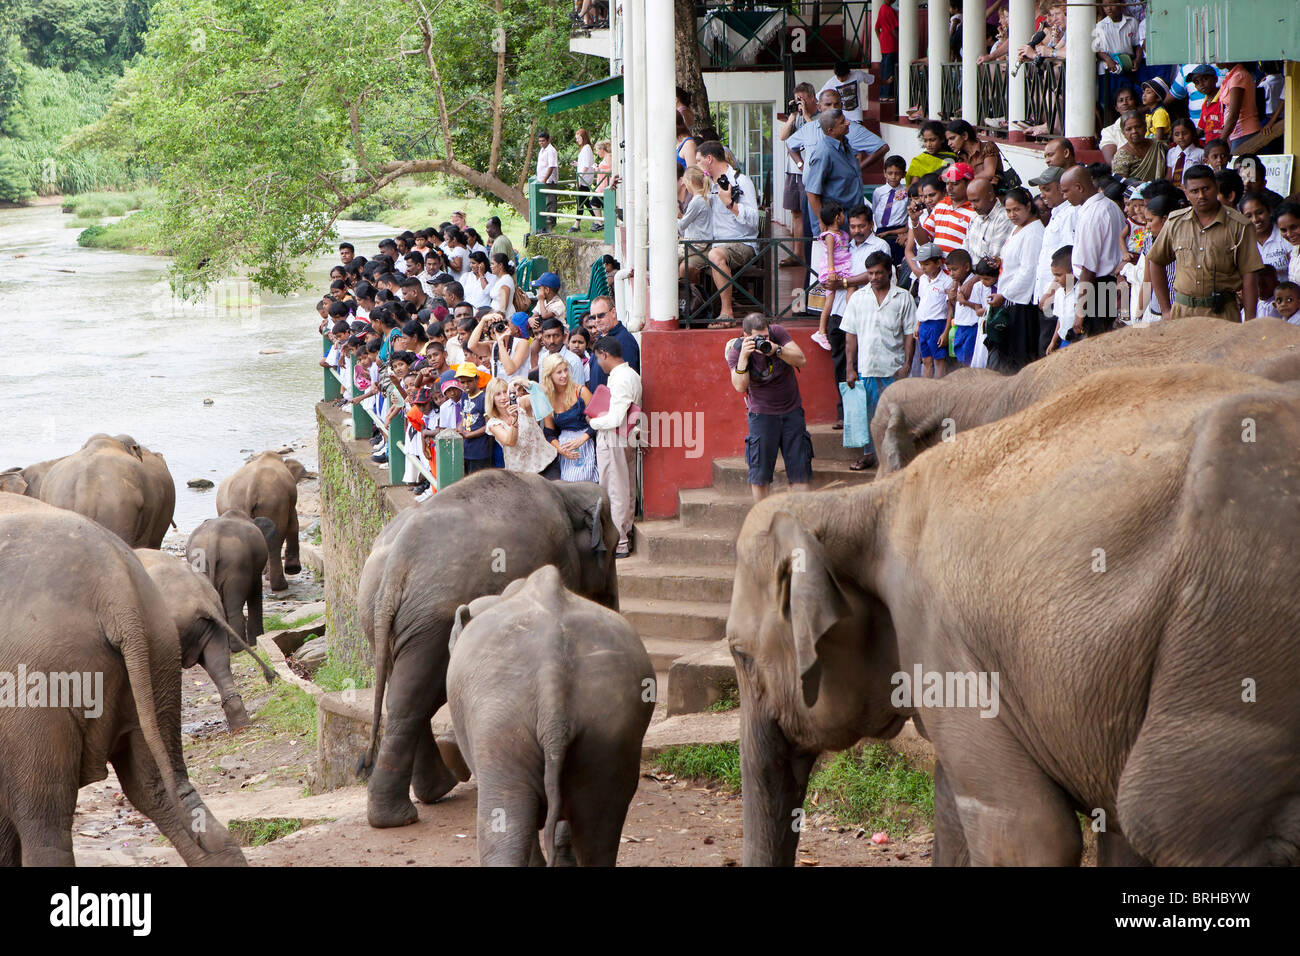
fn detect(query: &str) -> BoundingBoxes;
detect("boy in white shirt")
[905,241,954,379]
[1043,246,1080,353]
[941,249,979,367]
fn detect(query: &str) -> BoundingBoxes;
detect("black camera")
[490,320,508,335]
[752,334,776,356]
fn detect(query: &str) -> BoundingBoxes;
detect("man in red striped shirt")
[915,162,978,254]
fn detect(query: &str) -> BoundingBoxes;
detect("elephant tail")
[542,740,568,866]
[118,603,180,804]
[357,576,397,781]
[217,617,278,685]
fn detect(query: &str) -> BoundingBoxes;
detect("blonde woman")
[540,352,597,482]
[485,377,559,477]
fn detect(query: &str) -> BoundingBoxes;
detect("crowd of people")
[316,218,641,558]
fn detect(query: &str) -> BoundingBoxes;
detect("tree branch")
[411,0,455,165]
[517,116,538,193]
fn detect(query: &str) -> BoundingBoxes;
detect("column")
[1006,0,1032,131]
[961,0,983,122]
[611,0,627,275]
[869,0,882,64]
[927,0,946,119]
[630,0,649,330]
[645,0,678,329]
[1064,0,1096,141]
[898,0,917,111]
[1286,62,1300,195]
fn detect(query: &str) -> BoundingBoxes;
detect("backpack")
[992,146,1022,196]
[981,304,1013,355]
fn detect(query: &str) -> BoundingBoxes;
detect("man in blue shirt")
[803,110,865,232]
[586,296,640,391]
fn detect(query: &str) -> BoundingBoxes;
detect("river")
[0,202,391,533]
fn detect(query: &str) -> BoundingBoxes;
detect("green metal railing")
[909,61,928,115]
[940,63,960,120]
[322,335,464,491]
[1024,57,1065,138]
[528,180,617,242]
[976,61,1009,135]
[697,0,872,70]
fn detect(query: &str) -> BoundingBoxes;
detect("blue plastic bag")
[838,381,870,449]
[526,381,553,420]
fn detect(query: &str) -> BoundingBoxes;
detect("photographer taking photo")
[725,313,812,503]
[465,309,530,379]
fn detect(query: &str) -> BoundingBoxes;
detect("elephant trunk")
[740,705,815,867]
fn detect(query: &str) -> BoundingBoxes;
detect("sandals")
[706,314,736,330]
[849,452,877,471]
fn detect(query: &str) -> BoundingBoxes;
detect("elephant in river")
[216,452,305,591]
[186,509,277,646]
[442,565,654,866]
[134,549,276,732]
[0,496,245,865]
[730,364,1300,866]
[356,471,619,830]
[0,434,176,547]
[870,316,1300,475]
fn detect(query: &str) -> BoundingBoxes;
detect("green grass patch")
[653,743,742,791]
[262,611,322,631]
[311,526,322,546]
[381,176,528,253]
[313,649,373,694]
[706,680,740,712]
[255,682,317,743]
[66,216,100,229]
[804,744,934,837]
[76,204,173,254]
[226,817,333,847]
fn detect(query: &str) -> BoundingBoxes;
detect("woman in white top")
[485,377,559,477]
[988,187,1045,371]
[462,251,494,309]
[572,128,597,234]
[488,253,518,314]
[465,310,531,379]
[443,228,468,277]
[464,228,489,257]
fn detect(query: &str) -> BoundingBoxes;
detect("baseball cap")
[453,362,491,389]
[940,162,975,183]
[412,387,434,404]
[1187,64,1217,80]
[511,312,532,335]
[532,272,561,290]
[431,272,455,284]
[915,242,944,262]
[440,379,464,395]
[1027,165,1065,186]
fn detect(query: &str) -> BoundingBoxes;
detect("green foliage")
[255,681,317,743]
[75,223,106,243]
[706,680,740,712]
[76,204,171,251]
[262,611,322,631]
[227,817,324,846]
[804,744,935,836]
[0,33,25,135]
[93,0,608,296]
[314,650,373,694]
[654,744,743,791]
[0,142,34,202]
[11,0,138,74]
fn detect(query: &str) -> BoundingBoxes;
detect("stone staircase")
[621,424,875,713]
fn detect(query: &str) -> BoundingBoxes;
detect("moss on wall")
[525,234,608,293]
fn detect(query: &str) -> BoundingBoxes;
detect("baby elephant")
[445,565,654,866]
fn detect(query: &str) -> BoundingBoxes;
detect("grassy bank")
[347,175,529,251]
[652,742,935,837]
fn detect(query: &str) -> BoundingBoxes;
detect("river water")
[0,203,391,533]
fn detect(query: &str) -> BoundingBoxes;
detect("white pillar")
[645,0,678,329]
[629,0,649,330]
[898,0,917,110]
[1064,0,1096,140]
[870,0,882,63]
[1006,0,1032,126]
[611,1,627,274]
[961,0,982,122]
[928,0,946,119]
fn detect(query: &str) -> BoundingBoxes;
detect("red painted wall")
[640,320,838,519]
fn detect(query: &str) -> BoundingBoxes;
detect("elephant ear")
[769,511,850,708]
[882,404,918,474]
[449,603,473,655]
[0,469,28,495]
[282,458,310,481]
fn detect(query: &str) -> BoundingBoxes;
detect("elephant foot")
[367,794,420,829]
[412,764,460,805]
[284,561,302,575]
[223,697,251,733]
[268,577,288,592]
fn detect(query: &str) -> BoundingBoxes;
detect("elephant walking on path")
[187,509,277,646]
[731,364,1300,866]
[356,471,619,830]
[0,496,244,866]
[444,566,654,865]
[216,452,304,591]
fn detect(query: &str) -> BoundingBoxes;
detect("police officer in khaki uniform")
[1147,163,1263,321]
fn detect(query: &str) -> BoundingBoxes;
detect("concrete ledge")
[667,640,736,716]
[642,711,740,757]
[315,688,453,792]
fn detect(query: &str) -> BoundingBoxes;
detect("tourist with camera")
[725,313,811,503]
[691,140,760,329]
[465,309,531,380]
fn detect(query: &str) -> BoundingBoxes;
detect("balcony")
[695,0,872,71]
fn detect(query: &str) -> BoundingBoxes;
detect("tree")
[13,0,128,73]
[91,0,607,294]
[674,0,712,135]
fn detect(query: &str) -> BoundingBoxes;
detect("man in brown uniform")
[1146,163,1263,321]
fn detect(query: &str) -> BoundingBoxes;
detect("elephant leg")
[283,510,301,576]
[366,647,447,829]
[476,779,545,867]
[246,580,265,639]
[0,817,20,867]
[411,720,459,805]
[11,725,79,865]
[221,586,247,645]
[550,821,577,866]
[930,760,971,866]
[1097,828,1152,867]
[264,527,288,592]
[565,753,639,867]
[199,642,250,732]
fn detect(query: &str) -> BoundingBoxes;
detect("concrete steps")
[711,456,874,492]
[638,522,737,565]
[617,557,734,604]
[623,597,729,644]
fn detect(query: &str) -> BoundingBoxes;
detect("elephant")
[442,565,654,866]
[186,509,277,646]
[0,434,177,548]
[729,363,1300,866]
[0,495,245,865]
[134,549,277,732]
[215,452,304,591]
[870,316,1300,475]
[355,470,619,830]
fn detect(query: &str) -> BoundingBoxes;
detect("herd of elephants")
[1,315,1299,866]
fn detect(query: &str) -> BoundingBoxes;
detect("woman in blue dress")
[539,352,597,482]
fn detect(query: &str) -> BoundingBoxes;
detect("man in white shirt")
[535,130,559,233]
[1029,164,1077,356]
[693,140,760,326]
[842,250,917,470]
[588,335,642,557]
[818,60,875,124]
[1061,165,1124,338]
[961,178,1013,265]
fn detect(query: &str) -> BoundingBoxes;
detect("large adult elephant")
[0,434,176,547]
[216,452,304,591]
[870,316,1300,475]
[135,549,277,731]
[730,364,1300,866]
[0,496,245,865]
[186,509,277,646]
[356,471,619,829]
